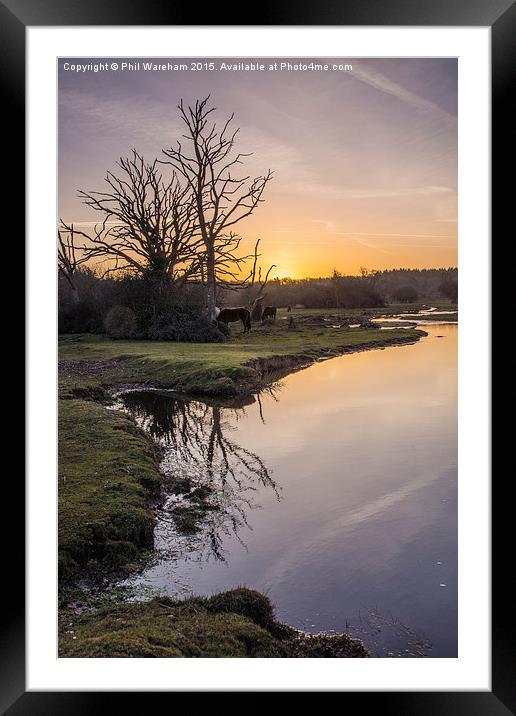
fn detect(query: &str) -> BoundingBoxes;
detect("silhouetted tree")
[439,277,458,302]
[74,151,203,286]
[393,285,419,303]
[162,97,274,320]
[57,222,89,304]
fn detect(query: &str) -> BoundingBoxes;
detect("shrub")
[111,275,204,328]
[147,316,227,343]
[104,305,138,339]
[58,301,102,334]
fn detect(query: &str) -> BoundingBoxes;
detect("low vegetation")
[59,267,457,338]
[58,399,162,590]
[59,588,368,658]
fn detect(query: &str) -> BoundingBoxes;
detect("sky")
[58,58,457,279]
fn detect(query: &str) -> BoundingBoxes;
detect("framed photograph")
[7,0,511,709]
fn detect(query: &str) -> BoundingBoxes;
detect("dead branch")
[76,150,203,282]
[161,97,273,318]
[58,221,89,290]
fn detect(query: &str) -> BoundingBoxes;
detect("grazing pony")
[262,306,277,321]
[216,307,252,333]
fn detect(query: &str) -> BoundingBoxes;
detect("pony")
[216,307,252,333]
[262,306,277,321]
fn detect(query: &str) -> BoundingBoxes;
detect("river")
[116,322,457,657]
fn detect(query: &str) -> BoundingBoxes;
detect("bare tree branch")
[162,98,274,319]
[76,150,204,283]
[58,221,89,302]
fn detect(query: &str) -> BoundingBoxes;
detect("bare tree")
[215,235,276,313]
[75,150,203,285]
[57,222,88,304]
[162,97,273,320]
[240,242,276,313]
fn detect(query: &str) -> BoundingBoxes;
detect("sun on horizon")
[59,57,457,276]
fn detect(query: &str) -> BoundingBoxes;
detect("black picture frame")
[6,0,511,710]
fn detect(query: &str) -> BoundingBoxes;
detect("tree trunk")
[71,284,80,305]
[251,297,264,322]
[206,242,217,322]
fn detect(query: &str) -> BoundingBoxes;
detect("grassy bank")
[59,399,162,590]
[59,588,368,658]
[59,309,428,398]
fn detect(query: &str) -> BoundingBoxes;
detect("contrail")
[352,65,456,126]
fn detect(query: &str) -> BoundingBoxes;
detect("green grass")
[59,588,368,658]
[59,308,429,397]
[59,399,162,588]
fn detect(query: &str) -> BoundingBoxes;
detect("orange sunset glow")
[59,58,457,277]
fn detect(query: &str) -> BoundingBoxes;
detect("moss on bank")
[59,588,368,658]
[59,399,162,588]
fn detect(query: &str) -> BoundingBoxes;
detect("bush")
[104,305,138,339]
[111,275,204,328]
[147,316,227,343]
[58,301,102,334]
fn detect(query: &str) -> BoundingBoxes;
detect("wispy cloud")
[312,219,337,232]
[334,231,456,239]
[59,58,457,270]
[352,65,457,126]
[273,229,456,239]
[59,89,183,148]
[271,227,456,254]
[320,186,454,201]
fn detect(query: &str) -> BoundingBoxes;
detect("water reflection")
[118,390,280,562]
[114,323,457,656]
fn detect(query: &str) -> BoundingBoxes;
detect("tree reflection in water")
[116,388,281,563]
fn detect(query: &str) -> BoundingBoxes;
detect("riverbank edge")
[59,587,368,658]
[59,330,427,657]
[239,331,425,396]
[58,399,164,598]
[61,328,427,402]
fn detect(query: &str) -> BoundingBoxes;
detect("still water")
[117,323,457,657]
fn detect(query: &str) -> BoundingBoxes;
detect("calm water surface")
[117,323,457,657]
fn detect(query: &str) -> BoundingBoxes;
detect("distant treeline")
[58,267,457,340]
[222,267,458,310]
